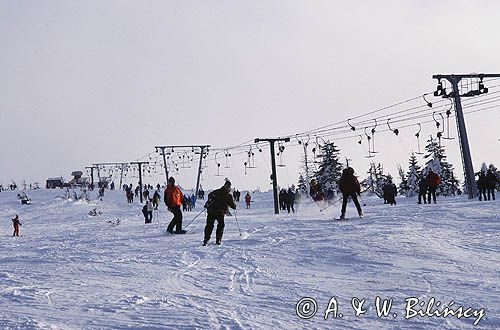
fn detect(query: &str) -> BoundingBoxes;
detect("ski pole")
[319,195,343,212]
[234,208,242,236]
[184,208,206,228]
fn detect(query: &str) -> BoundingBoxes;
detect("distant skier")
[477,172,488,201]
[286,187,295,213]
[164,177,185,234]
[309,179,325,202]
[203,180,236,246]
[245,192,252,209]
[417,175,428,204]
[338,167,363,219]
[12,214,21,236]
[426,169,441,204]
[142,199,153,223]
[152,190,161,210]
[485,169,498,201]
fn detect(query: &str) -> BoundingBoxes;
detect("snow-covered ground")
[1,188,499,329]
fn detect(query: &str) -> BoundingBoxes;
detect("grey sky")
[1,1,499,190]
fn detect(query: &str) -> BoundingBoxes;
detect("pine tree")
[398,164,407,196]
[423,136,460,196]
[297,174,308,195]
[361,162,388,198]
[313,141,343,199]
[402,153,421,197]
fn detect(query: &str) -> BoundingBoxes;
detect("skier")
[417,175,427,204]
[309,179,325,202]
[152,190,161,210]
[164,177,185,234]
[190,194,197,209]
[203,180,236,246]
[12,214,21,236]
[338,167,363,219]
[477,172,488,201]
[485,169,497,201]
[245,192,252,209]
[286,187,296,213]
[426,169,441,204]
[143,199,153,223]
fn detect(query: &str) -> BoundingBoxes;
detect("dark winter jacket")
[426,171,441,188]
[418,178,427,191]
[477,173,487,189]
[339,169,361,194]
[485,171,498,189]
[309,184,325,201]
[383,183,397,196]
[206,187,236,214]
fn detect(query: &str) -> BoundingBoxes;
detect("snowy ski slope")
[1,189,499,329]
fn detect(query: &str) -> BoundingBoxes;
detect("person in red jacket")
[12,214,21,236]
[244,192,252,209]
[338,167,363,219]
[164,177,185,234]
[426,169,441,204]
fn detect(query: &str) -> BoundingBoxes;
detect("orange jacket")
[426,172,441,188]
[164,185,182,208]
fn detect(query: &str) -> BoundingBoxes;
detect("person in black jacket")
[338,167,363,219]
[485,169,498,201]
[203,180,236,246]
[477,172,488,201]
[417,175,427,204]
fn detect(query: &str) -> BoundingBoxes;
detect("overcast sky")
[1,0,499,191]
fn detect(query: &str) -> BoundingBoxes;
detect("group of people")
[418,169,441,204]
[382,179,398,205]
[279,188,296,213]
[477,169,497,201]
[161,176,236,245]
[309,169,363,220]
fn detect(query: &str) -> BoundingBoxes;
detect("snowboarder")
[338,167,363,219]
[164,177,185,234]
[309,179,325,202]
[426,169,441,204]
[485,169,497,201]
[417,175,427,204]
[12,214,21,236]
[245,192,252,209]
[203,180,236,246]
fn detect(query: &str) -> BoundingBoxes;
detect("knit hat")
[224,180,232,187]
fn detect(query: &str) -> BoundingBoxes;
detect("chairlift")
[432,112,445,146]
[214,153,222,176]
[442,99,455,140]
[224,149,231,168]
[244,161,248,175]
[247,146,256,168]
[423,93,433,108]
[370,119,378,153]
[387,118,399,136]
[348,118,356,131]
[364,127,374,158]
[277,143,286,167]
[414,123,424,155]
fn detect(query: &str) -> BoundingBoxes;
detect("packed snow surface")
[1,189,499,329]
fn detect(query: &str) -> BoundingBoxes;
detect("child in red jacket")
[12,214,21,236]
